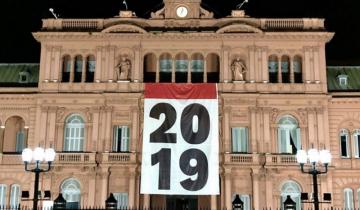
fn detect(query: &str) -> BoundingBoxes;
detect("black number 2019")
[150,103,210,191]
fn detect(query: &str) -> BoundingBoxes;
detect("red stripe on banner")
[145,83,217,99]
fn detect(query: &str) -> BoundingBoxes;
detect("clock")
[176,6,188,18]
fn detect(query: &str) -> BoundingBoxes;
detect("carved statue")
[115,56,131,80]
[231,58,247,81]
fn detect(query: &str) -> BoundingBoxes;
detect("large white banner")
[141,84,219,195]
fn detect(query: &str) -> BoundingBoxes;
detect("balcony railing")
[99,152,136,164]
[0,153,22,165]
[265,154,298,166]
[56,152,96,164]
[224,153,261,165]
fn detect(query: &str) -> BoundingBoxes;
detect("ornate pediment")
[216,24,263,34]
[102,24,147,34]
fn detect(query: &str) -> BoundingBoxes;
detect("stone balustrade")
[56,152,96,164]
[41,18,324,31]
[98,152,136,164]
[265,154,298,166]
[224,153,261,165]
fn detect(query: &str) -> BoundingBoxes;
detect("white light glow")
[308,149,320,163]
[22,148,33,163]
[319,149,331,164]
[296,150,307,164]
[33,147,45,162]
[45,148,56,162]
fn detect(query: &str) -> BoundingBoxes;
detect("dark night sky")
[0,0,359,65]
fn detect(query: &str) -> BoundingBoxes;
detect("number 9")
[179,149,208,191]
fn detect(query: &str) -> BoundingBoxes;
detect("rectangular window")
[231,127,248,153]
[341,135,349,158]
[113,126,130,152]
[278,128,300,154]
[0,185,6,207]
[232,194,250,210]
[344,189,354,209]
[113,192,128,209]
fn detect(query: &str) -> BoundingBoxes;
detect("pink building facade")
[0,0,359,209]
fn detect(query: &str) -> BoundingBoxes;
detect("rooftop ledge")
[41,17,325,31]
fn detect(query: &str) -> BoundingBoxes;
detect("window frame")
[277,116,301,154]
[353,129,360,158]
[63,115,85,152]
[113,192,129,209]
[231,127,249,153]
[9,184,20,208]
[112,125,130,153]
[344,188,354,209]
[0,184,7,208]
[340,129,350,158]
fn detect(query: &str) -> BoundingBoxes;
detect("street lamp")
[296,148,331,210]
[22,147,56,210]
[232,194,244,210]
[283,195,296,210]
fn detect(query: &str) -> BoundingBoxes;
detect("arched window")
[281,56,290,83]
[206,53,219,83]
[354,129,360,158]
[62,55,71,82]
[191,53,204,83]
[344,188,354,209]
[9,185,20,208]
[280,181,301,210]
[175,53,188,83]
[268,55,278,83]
[278,116,301,154]
[0,184,6,207]
[143,53,157,83]
[73,55,83,83]
[85,55,95,83]
[61,178,81,209]
[3,116,27,153]
[340,129,350,158]
[293,55,302,83]
[159,53,172,83]
[64,115,85,152]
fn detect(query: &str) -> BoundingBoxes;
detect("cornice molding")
[33,32,334,43]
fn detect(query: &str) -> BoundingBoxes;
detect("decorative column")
[262,47,268,82]
[224,168,232,210]
[290,57,295,83]
[187,59,191,83]
[81,55,87,82]
[130,107,139,152]
[91,107,100,151]
[143,194,150,209]
[128,167,137,208]
[156,55,160,83]
[39,106,49,147]
[263,108,271,152]
[248,46,256,82]
[222,46,230,82]
[251,169,260,210]
[104,106,113,152]
[316,107,325,148]
[44,46,52,81]
[87,168,97,206]
[304,47,312,82]
[277,56,282,83]
[133,45,141,82]
[211,195,217,210]
[53,46,61,81]
[203,58,207,83]
[307,108,317,148]
[265,171,274,209]
[69,56,75,83]
[172,58,176,83]
[223,107,231,152]
[108,46,116,81]
[95,46,103,81]
[47,107,57,148]
[249,107,257,153]
[313,47,320,82]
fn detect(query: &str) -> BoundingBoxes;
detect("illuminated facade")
[1,0,359,209]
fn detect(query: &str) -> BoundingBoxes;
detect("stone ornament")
[231,58,247,81]
[115,56,131,81]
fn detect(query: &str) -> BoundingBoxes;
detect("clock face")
[176,6,188,18]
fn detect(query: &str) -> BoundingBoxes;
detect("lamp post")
[232,194,244,210]
[21,147,56,210]
[283,195,296,210]
[296,148,331,210]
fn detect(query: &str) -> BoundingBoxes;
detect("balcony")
[98,152,137,165]
[265,154,298,166]
[224,153,261,166]
[55,152,96,165]
[0,153,22,165]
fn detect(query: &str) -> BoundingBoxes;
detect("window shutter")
[16,131,25,152]
[121,126,130,152]
[278,128,288,153]
[232,128,241,153]
[240,128,248,153]
[10,185,20,208]
[0,185,7,207]
[113,126,120,152]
